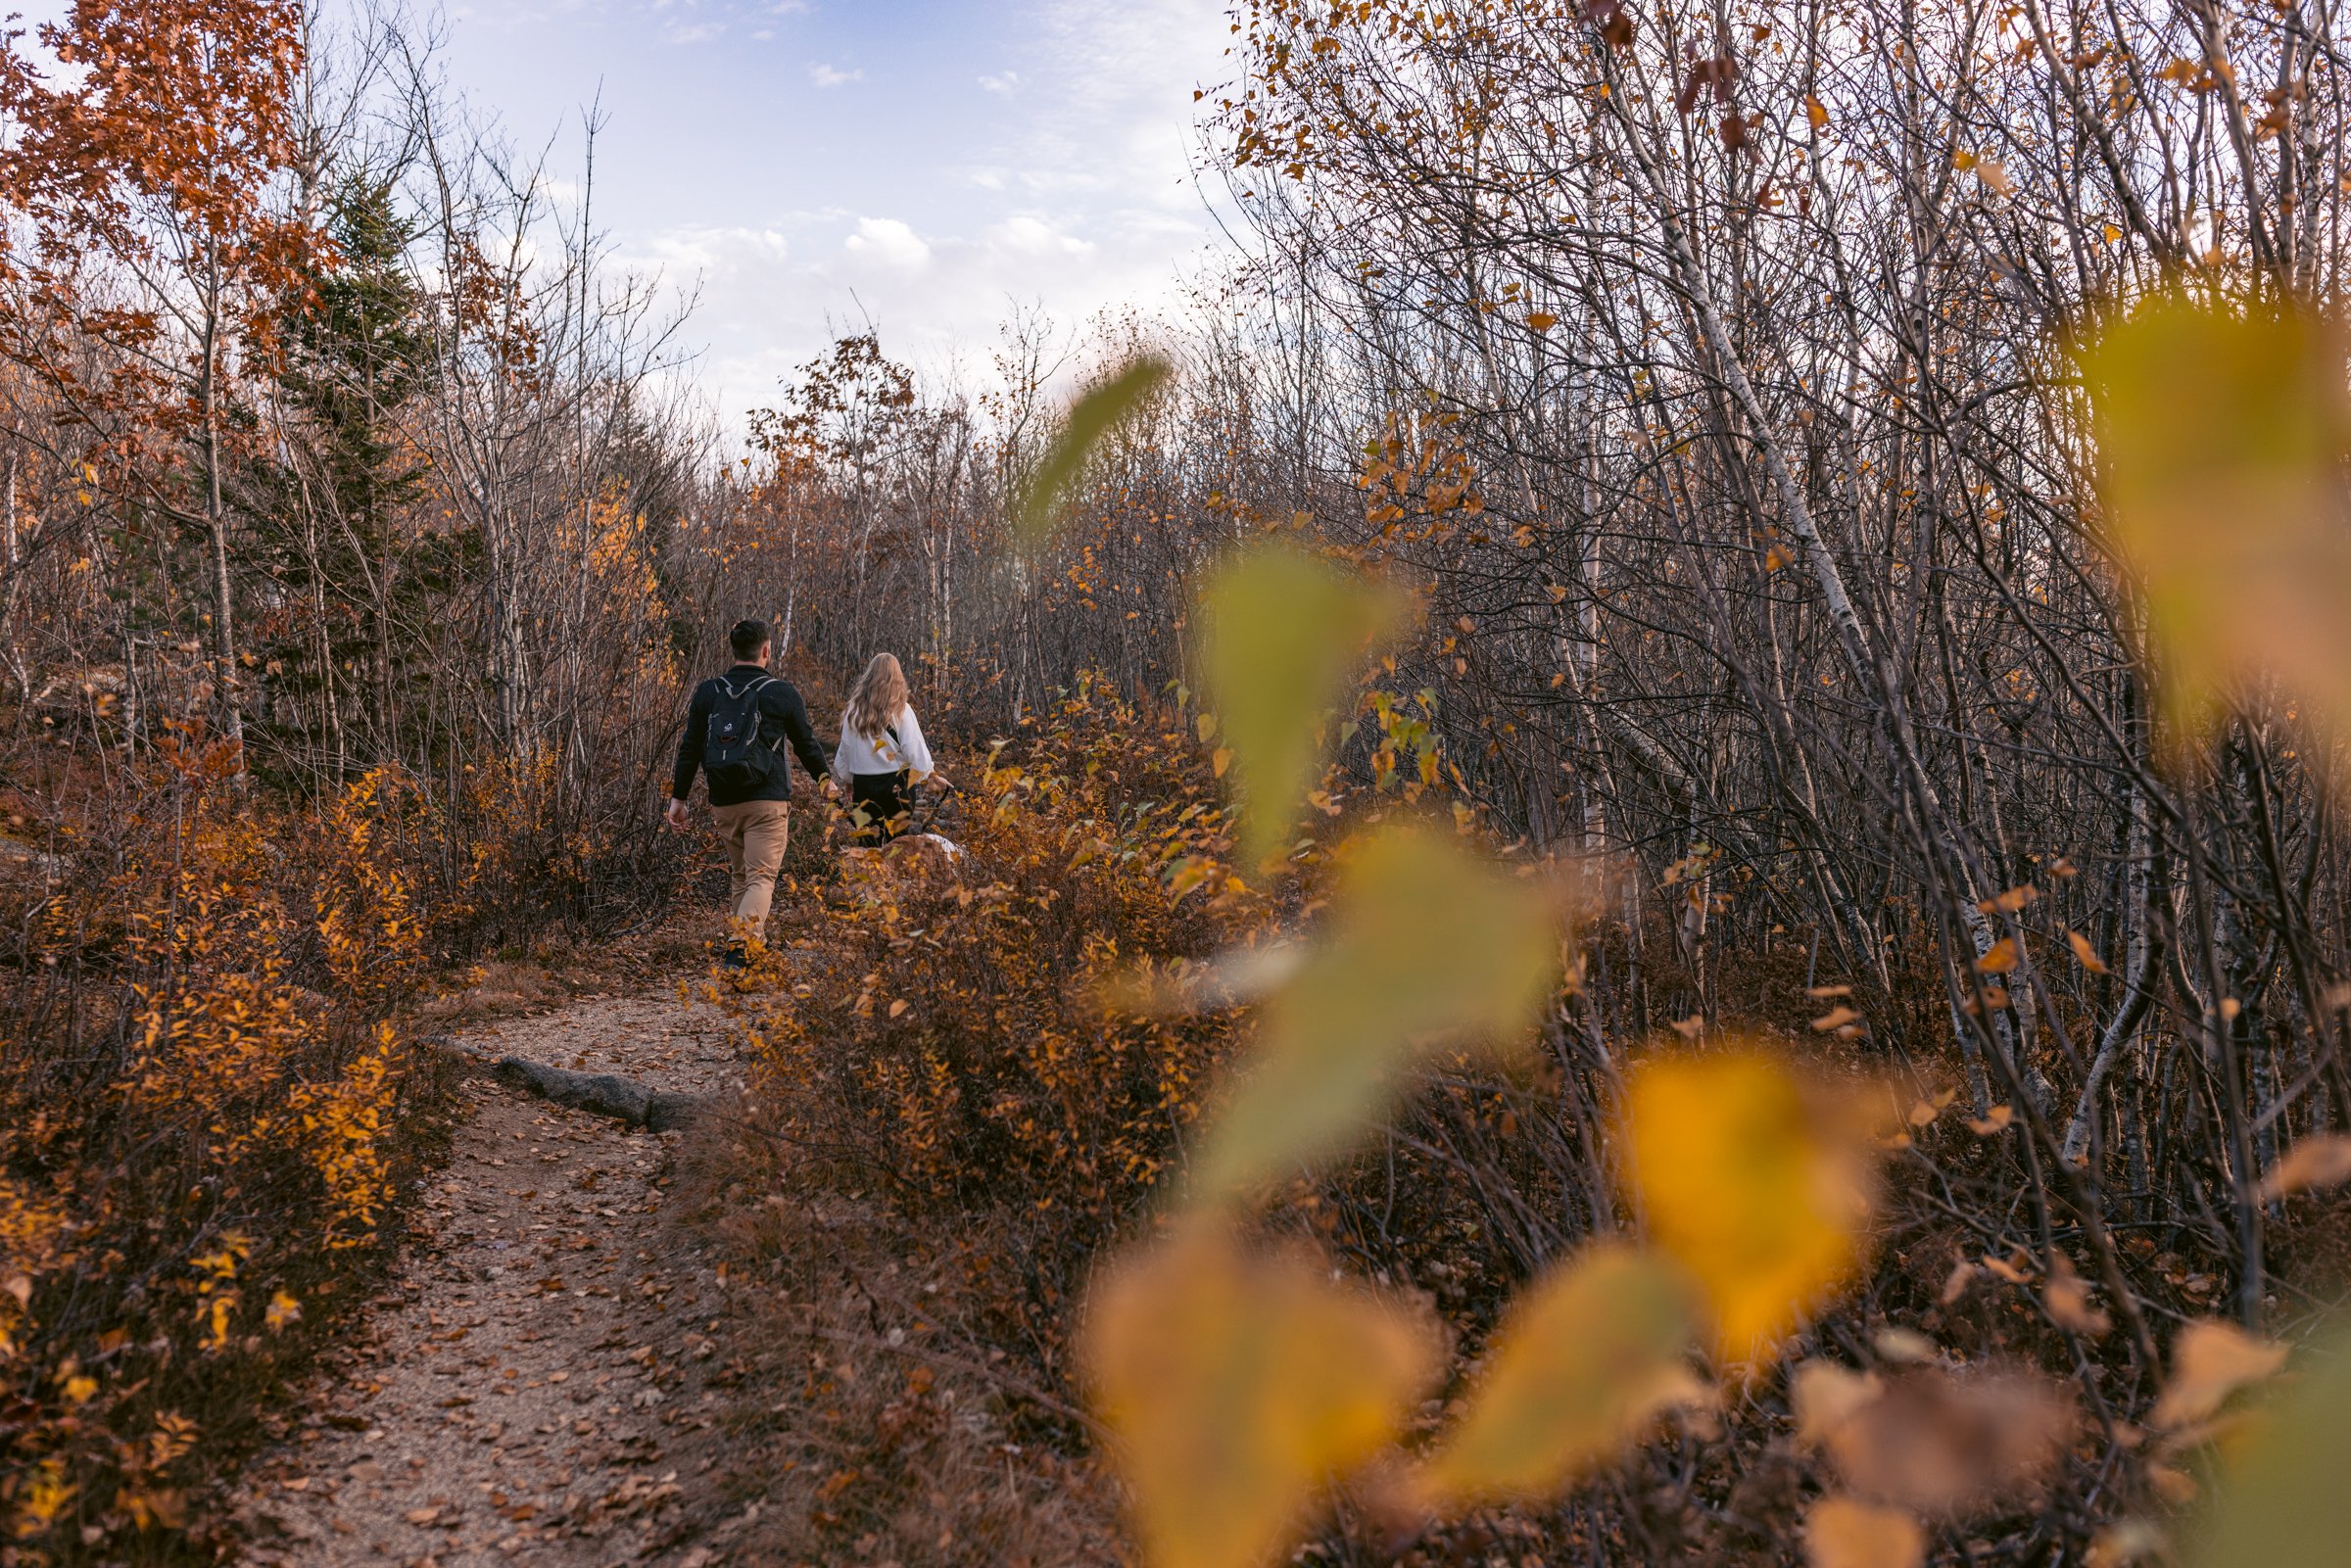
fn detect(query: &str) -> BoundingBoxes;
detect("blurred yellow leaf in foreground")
[1195,825,1559,1198]
[1806,1496,1926,1568]
[1198,543,1403,865]
[2083,296,2351,750]
[2190,1325,2351,1568]
[1081,1222,1440,1568]
[1414,1243,1701,1506]
[1625,1049,1878,1363]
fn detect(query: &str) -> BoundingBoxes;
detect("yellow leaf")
[1415,1245,1700,1505]
[1806,93,1830,129]
[1198,543,1404,865]
[1806,1497,1924,1568]
[1526,311,1559,333]
[1967,1105,2014,1135]
[2067,928,2109,974]
[1975,938,2019,974]
[2152,1320,2288,1430]
[1197,826,1559,1196]
[2189,1323,2351,1568]
[1624,1048,1877,1364]
[265,1291,302,1332]
[1013,355,1174,548]
[2083,297,2351,751]
[1081,1222,1439,1568]
[1212,747,1233,780]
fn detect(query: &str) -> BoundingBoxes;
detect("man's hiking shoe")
[718,944,749,972]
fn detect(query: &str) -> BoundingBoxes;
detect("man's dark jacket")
[672,664,832,807]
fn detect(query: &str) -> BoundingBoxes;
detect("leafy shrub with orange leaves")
[732,678,1271,1327]
[0,736,461,1562]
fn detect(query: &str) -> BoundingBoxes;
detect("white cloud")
[986,214,1094,259]
[808,63,863,88]
[978,71,1020,94]
[841,216,932,272]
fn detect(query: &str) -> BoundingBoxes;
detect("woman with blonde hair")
[831,652,936,841]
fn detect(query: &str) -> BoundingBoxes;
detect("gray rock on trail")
[489,1056,707,1132]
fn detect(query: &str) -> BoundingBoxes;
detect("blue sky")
[430,0,1237,424]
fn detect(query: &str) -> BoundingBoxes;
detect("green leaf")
[1195,825,1558,1198]
[1198,542,1402,866]
[1414,1243,1701,1506]
[1013,355,1174,548]
[2191,1324,2351,1568]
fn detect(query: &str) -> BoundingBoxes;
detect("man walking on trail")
[666,619,832,966]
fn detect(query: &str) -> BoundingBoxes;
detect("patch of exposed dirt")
[234,993,750,1568]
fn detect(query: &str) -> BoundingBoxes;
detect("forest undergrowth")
[678,668,2351,1568]
[0,717,693,1564]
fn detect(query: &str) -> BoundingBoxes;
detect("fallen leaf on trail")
[1081,1221,1439,1568]
[1806,1496,1925,1568]
[2256,1133,2351,1200]
[1195,825,1559,1197]
[1414,1245,1701,1505]
[1625,1048,1879,1364]
[2150,1320,2287,1431]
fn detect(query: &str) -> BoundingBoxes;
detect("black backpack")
[702,675,782,792]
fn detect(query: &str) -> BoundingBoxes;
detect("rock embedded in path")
[489,1055,706,1132]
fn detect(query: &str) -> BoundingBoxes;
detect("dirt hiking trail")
[237,989,749,1568]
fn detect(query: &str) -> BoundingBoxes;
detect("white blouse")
[831,702,935,783]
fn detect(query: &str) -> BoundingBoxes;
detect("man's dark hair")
[729,619,772,660]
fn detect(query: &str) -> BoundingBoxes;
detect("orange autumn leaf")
[2255,1133,2351,1201]
[1624,1048,1878,1365]
[2152,1321,2288,1431]
[1806,1497,1925,1568]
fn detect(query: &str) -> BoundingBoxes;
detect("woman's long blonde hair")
[845,652,911,742]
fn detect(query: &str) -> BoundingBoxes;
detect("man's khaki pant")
[709,799,790,941]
